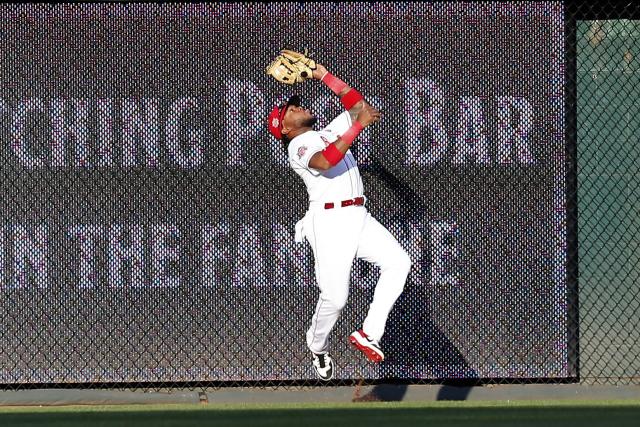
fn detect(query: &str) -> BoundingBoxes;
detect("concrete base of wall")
[0,384,638,406]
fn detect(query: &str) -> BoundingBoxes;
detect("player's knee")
[398,250,412,275]
[333,293,349,311]
[390,251,411,298]
[388,249,412,276]
[326,289,349,311]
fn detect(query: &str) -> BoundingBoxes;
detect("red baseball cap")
[267,95,300,140]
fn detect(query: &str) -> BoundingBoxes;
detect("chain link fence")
[574,4,640,385]
[0,2,637,391]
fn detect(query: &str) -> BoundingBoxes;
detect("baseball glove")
[265,49,317,85]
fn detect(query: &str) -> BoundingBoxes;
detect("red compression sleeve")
[320,121,364,167]
[321,71,348,95]
[339,120,364,146]
[321,72,364,110]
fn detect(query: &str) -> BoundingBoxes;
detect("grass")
[0,400,639,426]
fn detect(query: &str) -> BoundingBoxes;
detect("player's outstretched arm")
[312,63,365,121]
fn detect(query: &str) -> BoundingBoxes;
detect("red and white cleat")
[349,329,384,363]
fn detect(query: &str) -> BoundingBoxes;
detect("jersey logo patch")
[297,146,307,159]
[320,136,330,147]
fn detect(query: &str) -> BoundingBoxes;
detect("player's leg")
[351,212,411,361]
[304,210,360,355]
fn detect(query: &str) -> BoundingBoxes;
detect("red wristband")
[321,143,344,166]
[339,120,364,146]
[321,71,348,96]
[341,88,364,110]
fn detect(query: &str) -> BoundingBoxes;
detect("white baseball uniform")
[289,111,412,355]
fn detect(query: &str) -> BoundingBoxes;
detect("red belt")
[324,196,365,210]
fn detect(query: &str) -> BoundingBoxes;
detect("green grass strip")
[0,400,639,427]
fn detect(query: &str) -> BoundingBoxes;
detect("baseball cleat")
[312,352,334,381]
[349,330,384,363]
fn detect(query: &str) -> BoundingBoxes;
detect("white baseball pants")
[296,205,412,354]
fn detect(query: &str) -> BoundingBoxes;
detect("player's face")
[283,104,316,131]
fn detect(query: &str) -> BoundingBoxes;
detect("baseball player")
[267,62,412,381]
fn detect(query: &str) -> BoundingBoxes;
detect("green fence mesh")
[577,18,640,385]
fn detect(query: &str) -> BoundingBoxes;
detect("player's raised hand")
[356,103,381,128]
[312,63,328,80]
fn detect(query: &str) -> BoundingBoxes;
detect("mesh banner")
[0,2,575,386]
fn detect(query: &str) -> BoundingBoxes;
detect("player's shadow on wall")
[352,299,476,402]
[353,161,477,402]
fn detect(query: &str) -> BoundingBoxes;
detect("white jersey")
[288,111,364,203]
[287,112,411,356]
